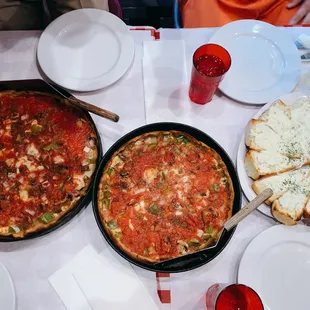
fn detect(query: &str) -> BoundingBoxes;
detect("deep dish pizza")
[98,131,234,262]
[0,91,98,237]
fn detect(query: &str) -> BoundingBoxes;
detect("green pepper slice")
[43,143,60,151]
[147,204,160,216]
[39,212,55,224]
[107,220,118,230]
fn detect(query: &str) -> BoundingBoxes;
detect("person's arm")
[288,0,310,24]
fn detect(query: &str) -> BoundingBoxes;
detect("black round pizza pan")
[93,122,242,273]
[0,91,103,242]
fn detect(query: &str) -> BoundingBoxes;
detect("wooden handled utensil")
[64,96,119,123]
[224,188,273,231]
[155,188,273,266]
[47,82,120,123]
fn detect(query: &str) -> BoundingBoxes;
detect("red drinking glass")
[206,284,264,310]
[189,44,231,105]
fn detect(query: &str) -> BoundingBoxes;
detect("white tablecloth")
[0,27,309,310]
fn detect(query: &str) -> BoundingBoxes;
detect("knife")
[301,52,310,61]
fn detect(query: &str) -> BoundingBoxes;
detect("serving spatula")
[154,188,273,267]
[46,81,120,123]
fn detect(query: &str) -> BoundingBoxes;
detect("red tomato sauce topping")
[0,92,95,229]
[103,133,234,261]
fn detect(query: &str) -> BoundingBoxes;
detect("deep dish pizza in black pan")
[93,122,241,272]
[0,79,102,241]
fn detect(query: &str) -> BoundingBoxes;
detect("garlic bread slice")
[245,150,307,180]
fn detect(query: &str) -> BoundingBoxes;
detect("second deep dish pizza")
[98,131,234,262]
[0,91,99,237]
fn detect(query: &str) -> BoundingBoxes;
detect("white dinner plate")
[209,20,301,104]
[236,91,307,219]
[37,9,135,91]
[238,225,310,310]
[0,261,16,310]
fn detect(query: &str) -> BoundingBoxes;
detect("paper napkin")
[48,245,97,310]
[49,245,158,310]
[143,40,192,124]
[73,247,158,310]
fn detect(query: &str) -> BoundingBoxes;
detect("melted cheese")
[245,150,305,179]
[134,201,146,212]
[19,190,29,202]
[83,170,93,179]
[197,229,204,238]
[86,149,94,159]
[177,190,184,200]
[5,158,15,167]
[290,97,310,131]
[134,188,146,194]
[3,119,12,137]
[276,190,308,220]
[111,155,123,167]
[8,173,16,179]
[27,143,40,158]
[83,146,91,153]
[15,156,44,173]
[145,136,157,144]
[129,219,134,230]
[260,100,292,133]
[53,155,64,164]
[73,174,85,190]
[41,195,48,204]
[171,168,182,175]
[143,168,158,183]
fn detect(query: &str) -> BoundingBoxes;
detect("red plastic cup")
[189,44,231,105]
[206,284,264,310]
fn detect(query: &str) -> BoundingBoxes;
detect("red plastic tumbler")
[206,284,264,310]
[189,44,231,105]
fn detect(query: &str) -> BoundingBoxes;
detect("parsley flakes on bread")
[245,98,310,225]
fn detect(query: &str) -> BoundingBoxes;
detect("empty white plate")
[0,262,15,310]
[209,20,301,104]
[238,225,310,310]
[37,9,135,91]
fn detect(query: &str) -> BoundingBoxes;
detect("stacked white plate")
[238,225,310,310]
[209,20,301,104]
[37,9,135,92]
